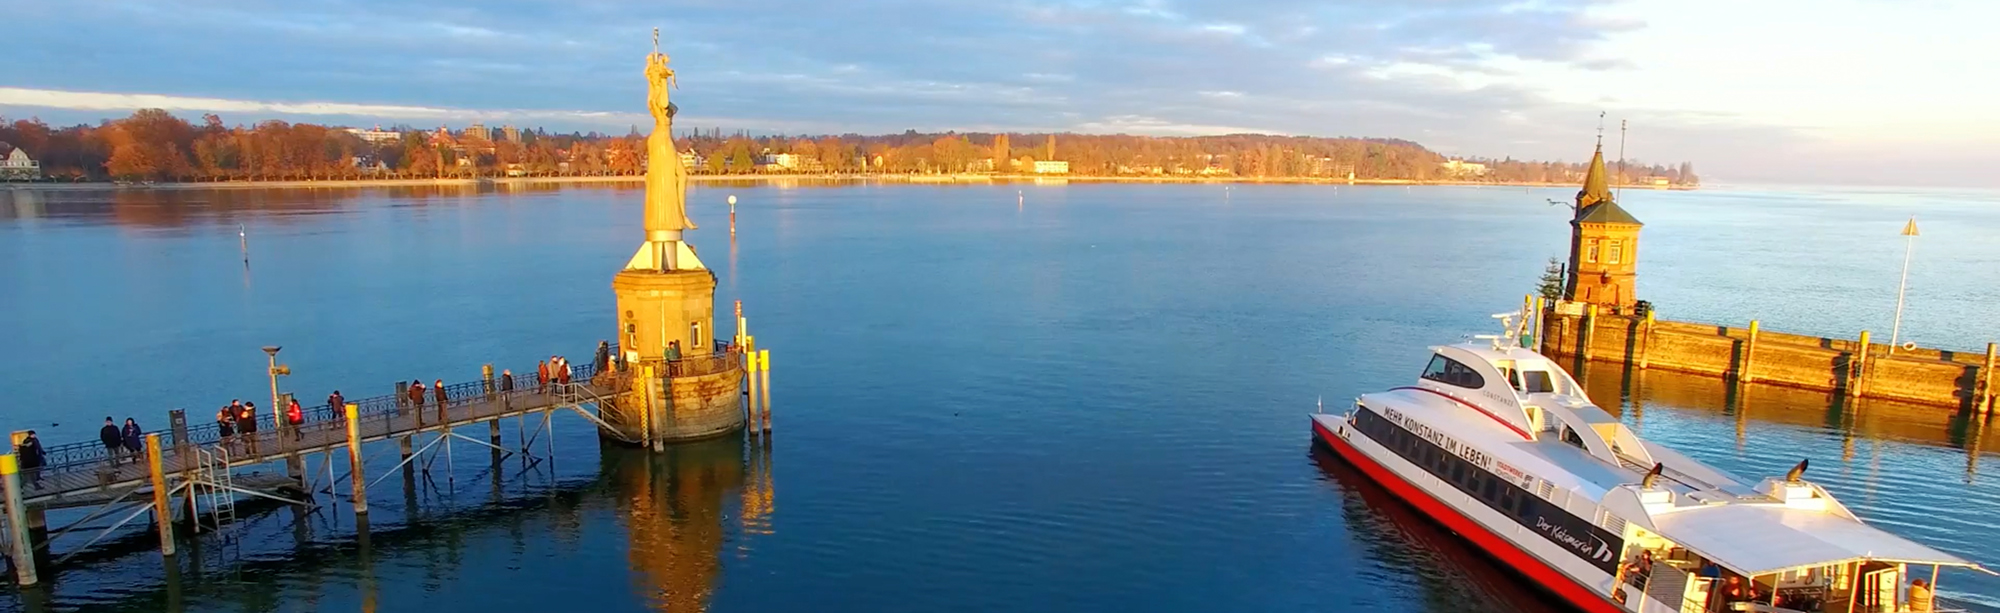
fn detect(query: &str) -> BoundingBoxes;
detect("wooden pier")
[0,346,761,587]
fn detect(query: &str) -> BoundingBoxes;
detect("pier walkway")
[19,360,633,509]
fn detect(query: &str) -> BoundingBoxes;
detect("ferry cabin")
[1313,342,1985,613]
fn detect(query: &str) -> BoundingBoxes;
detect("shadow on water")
[1309,446,1565,613]
[4,436,772,613]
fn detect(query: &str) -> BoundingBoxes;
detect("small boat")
[1311,311,1988,613]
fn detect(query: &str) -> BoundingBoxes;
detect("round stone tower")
[605,43,745,447]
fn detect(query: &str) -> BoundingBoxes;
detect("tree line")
[0,110,1696,185]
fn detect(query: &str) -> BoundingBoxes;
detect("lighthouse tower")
[1564,143,1644,312]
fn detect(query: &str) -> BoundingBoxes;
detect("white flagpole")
[1889,216,1919,354]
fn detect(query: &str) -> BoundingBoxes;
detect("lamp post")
[263,346,291,434]
[728,195,737,237]
[1889,217,1919,354]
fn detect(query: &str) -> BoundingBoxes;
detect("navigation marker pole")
[1889,216,1920,354]
[239,224,249,265]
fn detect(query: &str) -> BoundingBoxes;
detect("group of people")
[536,356,574,393]
[97,417,145,464]
[215,394,320,451]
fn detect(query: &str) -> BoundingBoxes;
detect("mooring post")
[637,365,656,444]
[483,364,495,398]
[344,403,367,516]
[1741,320,1760,384]
[745,351,761,436]
[1579,304,1597,364]
[395,381,408,414]
[760,350,773,433]
[1,455,35,586]
[1532,296,1547,353]
[1638,309,1656,369]
[1852,330,1871,399]
[144,434,175,557]
[1979,342,1997,415]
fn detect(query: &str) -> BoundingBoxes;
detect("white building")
[680,152,704,170]
[345,127,403,144]
[757,153,801,170]
[1439,159,1488,177]
[1033,160,1070,174]
[0,145,41,181]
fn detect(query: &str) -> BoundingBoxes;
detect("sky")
[3,0,1996,186]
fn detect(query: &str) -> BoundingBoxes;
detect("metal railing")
[29,344,629,475]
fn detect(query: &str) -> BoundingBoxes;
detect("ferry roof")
[1651,503,1980,576]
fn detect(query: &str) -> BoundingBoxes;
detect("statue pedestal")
[608,269,745,444]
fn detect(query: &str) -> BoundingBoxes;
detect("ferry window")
[1585,239,1600,263]
[1560,427,1587,450]
[1521,371,1555,394]
[1607,240,1623,264]
[1420,355,1486,389]
[1499,367,1522,391]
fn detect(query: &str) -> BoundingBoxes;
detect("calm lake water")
[1,181,1997,613]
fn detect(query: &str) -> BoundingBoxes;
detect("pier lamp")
[263,346,291,434]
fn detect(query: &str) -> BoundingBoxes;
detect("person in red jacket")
[286,398,305,441]
[408,380,426,411]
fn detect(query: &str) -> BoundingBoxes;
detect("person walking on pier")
[537,360,550,394]
[121,418,143,460]
[18,431,45,487]
[327,391,345,418]
[239,402,260,455]
[99,417,122,465]
[433,379,449,421]
[556,356,573,389]
[595,341,611,375]
[216,405,235,449]
[408,380,427,411]
[286,397,305,441]
[500,369,515,393]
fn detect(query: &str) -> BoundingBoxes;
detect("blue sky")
[4,0,1995,186]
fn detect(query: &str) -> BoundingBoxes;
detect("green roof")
[1576,201,1642,226]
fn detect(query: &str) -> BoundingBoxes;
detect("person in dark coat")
[432,379,448,412]
[327,391,346,417]
[595,341,611,375]
[99,417,122,465]
[239,402,260,455]
[121,418,143,458]
[408,380,426,410]
[216,405,235,446]
[17,431,45,486]
[500,369,515,392]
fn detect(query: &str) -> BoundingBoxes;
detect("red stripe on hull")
[1313,419,1626,613]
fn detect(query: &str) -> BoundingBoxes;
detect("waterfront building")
[0,144,40,181]
[502,125,522,144]
[1439,159,1488,177]
[344,126,402,144]
[465,122,490,141]
[1564,143,1643,311]
[1033,160,1069,174]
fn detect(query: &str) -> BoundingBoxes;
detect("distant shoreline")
[0,174,1699,191]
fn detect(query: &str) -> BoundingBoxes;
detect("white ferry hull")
[1314,415,1641,613]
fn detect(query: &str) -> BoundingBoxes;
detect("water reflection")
[605,436,773,613]
[1312,449,1561,613]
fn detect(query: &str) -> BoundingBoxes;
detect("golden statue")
[643,50,696,235]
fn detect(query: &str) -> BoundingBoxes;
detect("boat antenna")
[1641,463,1663,489]
[1784,458,1809,483]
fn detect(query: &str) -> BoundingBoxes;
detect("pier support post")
[145,434,175,557]
[1,455,36,586]
[483,364,495,398]
[1741,320,1760,384]
[745,351,761,436]
[1578,304,1597,369]
[1532,297,1547,354]
[1638,309,1655,370]
[345,404,367,516]
[760,350,773,433]
[1979,343,1996,415]
[1851,330,1871,399]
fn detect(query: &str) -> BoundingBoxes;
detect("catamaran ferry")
[1312,314,1988,613]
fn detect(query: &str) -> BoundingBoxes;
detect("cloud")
[3,0,1993,185]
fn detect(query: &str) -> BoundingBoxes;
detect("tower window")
[1585,239,1600,264]
[690,322,703,354]
[1608,240,1623,264]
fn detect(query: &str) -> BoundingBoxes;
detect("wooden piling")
[637,365,655,444]
[345,404,367,515]
[1579,304,1598,364]
[482,364,495,397]
[745,352,761,435]
[144,434,175,557]
[1532,296,1547,353]
[1,455,35,586]
[1741,320,1760,384]
[1980,343,1996,415]
[1851,330,1871,399]
[759,350,773,433]
[1638,309,1656,369]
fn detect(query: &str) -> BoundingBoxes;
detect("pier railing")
[26,342,746,477]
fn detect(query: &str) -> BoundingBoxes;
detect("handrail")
[29,343,627,474]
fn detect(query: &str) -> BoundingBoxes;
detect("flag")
[1902,217,1920,237]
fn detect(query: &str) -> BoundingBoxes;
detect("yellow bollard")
[745,352,761,435]
[1742,320,1760,384]
[145,433,175,557]
[1979,343,1996,415]
[345,403,368,515]
[1852,330,1871,398]
[760,350,773,433]
[0,454,34,586]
